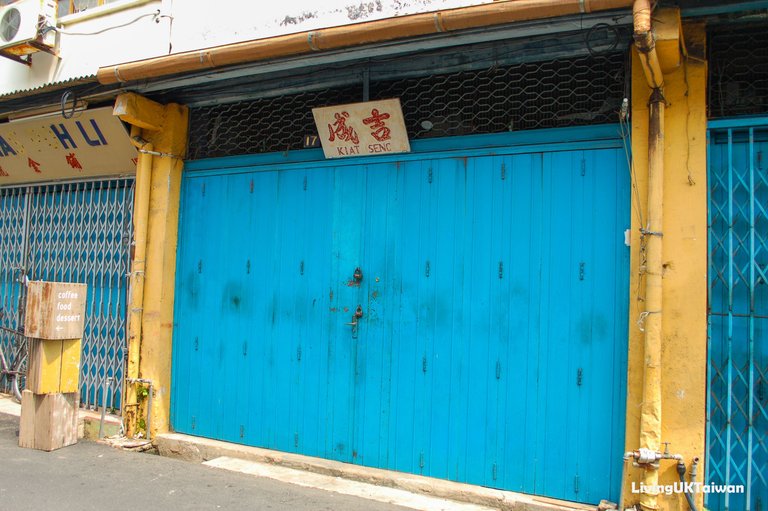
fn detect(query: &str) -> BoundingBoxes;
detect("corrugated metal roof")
[0,74,98,101]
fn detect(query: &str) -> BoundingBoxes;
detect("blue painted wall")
[172,129,630,504]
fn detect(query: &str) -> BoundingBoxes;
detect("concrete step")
[205,456,499,511]
[156,432,596,511]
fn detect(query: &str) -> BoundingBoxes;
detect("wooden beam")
[655,8,683,74]
[113,92,166,131]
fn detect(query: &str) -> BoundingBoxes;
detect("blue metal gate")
[707,119,768,511]
[172,127,629,504]
[0,179,133,410]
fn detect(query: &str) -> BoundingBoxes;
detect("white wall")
[0,0,491,98]
[169,0,492,53]
[0,0,167,96]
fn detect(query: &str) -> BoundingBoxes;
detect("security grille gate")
[0,179,133,410]
[172,127,630,504]
[707,121,768,511]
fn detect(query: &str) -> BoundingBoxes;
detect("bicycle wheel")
[10,350,25,403]
[10,373,21,403]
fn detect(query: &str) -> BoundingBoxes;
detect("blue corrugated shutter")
[172,131,629,504]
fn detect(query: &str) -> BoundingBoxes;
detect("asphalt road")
[0,412,410,511]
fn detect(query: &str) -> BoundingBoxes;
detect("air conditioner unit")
[0,0,56,64]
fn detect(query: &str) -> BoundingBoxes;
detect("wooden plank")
[60,339,82,394]
[26,339,82,394]
[37,393,78,451]
[18,391,78,451]
[18,391,36,449]
[26,339,64,395]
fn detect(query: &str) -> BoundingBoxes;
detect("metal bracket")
[640,228,664,237]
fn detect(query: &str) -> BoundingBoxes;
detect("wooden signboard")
[312,98,411,159]
[0,107,137,185]
[25,282,87,340]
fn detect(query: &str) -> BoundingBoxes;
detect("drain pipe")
[676,458,699,511]
[633,0,664,90]
[633,1,665,510]
[125,126,153,438]
[97,0,635,85]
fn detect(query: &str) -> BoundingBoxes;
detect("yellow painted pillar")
[114,93,188,439]
[623,22,708,511]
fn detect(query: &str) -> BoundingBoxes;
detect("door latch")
[346,305,364,325]
[346,305,364,338]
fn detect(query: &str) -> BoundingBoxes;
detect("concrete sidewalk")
[0,410,418,511]
[0,394,597,511]
[0,392,121,440]
[0,395,497,511]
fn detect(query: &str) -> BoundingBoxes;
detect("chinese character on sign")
[66,153,83,171]
[0,166,8,176]
[328,111,359,144]
[363,109,392,142]
[28,158,42,173]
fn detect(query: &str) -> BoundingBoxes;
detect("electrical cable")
[586,23,621,56]
[60,89,83,119]
[52,10,166,36]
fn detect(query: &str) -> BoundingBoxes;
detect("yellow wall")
[623,22,708,510]
[140,103,187,438]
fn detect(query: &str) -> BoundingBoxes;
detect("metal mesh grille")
[0,187,26,396]
[709,26,768,119]
[188,52,627,160]
[707,126,768,511]
[0,179,134,410]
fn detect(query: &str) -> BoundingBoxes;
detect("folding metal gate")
[707,119,768,511]
[0,179,133,410]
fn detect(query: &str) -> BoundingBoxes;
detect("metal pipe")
[96,0,634,85]
[691,456,699,483]
[624,449,683,466]
[98,377,112,439]
[125,129,153,438]
[632,1,666,509]
[633,0,664,89]
[146,381,153,442]
[677,461,699,511]
[126,377,153,441]
[637,87,665,511]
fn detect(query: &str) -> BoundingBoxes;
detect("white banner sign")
[312,98,411,159]
[0,107,137,184]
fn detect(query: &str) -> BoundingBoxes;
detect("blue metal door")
[707,120,768,511]
[172,130,629,504]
